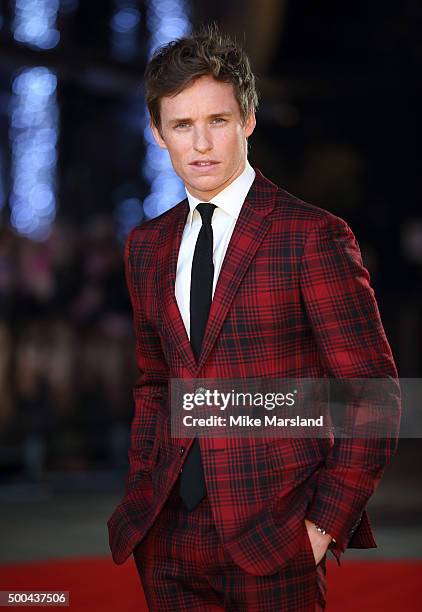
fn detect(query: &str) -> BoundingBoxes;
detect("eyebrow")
[168,112,233,126]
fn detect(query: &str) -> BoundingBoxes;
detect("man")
[108,27,400,611]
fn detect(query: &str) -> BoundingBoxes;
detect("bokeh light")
[110,1,141,62]
[9,66,59,241]
[147,0,191,58]
[12,0,60,50]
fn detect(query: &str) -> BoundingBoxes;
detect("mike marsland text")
[182,415,325,428]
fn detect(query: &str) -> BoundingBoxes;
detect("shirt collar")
[185,160,256,229]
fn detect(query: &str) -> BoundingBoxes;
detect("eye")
[174,122,190,129]
[211,117,226,124]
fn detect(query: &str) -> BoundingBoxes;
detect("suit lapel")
[157,199,198,376]
[197,171,276,370]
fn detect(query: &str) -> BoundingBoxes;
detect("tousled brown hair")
[144,24,259,132]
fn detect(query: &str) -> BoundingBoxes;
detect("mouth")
[189,160,220,168]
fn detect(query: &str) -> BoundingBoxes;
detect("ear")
[244,110,256,139]
[150,120,167,150]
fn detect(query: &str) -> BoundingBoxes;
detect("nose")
[193,126,212,153]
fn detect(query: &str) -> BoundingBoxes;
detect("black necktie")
[179,202,216,510]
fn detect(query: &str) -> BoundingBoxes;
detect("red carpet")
[1,557,421,610]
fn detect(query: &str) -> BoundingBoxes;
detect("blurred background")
[0,1,421,610]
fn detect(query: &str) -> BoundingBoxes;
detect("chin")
[189,179,222,195]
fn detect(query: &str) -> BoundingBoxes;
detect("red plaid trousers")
[133,479,327,611]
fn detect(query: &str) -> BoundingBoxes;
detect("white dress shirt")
[175,161,256,341]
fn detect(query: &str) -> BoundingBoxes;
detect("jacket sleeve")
[123,227,169,495]
[300,215,401,552]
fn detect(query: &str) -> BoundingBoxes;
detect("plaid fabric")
[107,168,400,574]
[133,478,327,611]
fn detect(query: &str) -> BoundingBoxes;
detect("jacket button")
[180,447,185,456]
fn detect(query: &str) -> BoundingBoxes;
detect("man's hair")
[144,24,259,132]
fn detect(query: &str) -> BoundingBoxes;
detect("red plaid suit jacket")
[108,169,400,573]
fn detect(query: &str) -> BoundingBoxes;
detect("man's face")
[150,75,256,201]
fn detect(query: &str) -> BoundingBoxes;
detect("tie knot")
[196,202,216,226]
